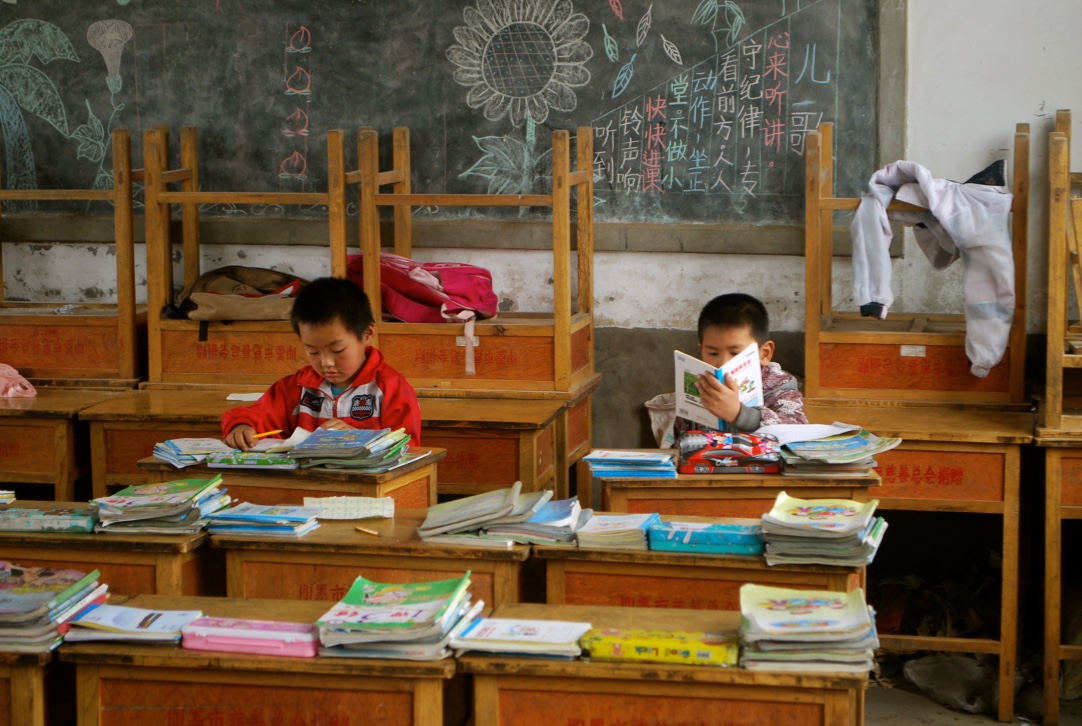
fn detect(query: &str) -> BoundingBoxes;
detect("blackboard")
[0,0,876,226]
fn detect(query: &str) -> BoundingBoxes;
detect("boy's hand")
[697,372,743,424]
[319,418,353,431]
[224,424,256,451]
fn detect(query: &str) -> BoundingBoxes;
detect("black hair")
[697,293,770,343]
[290,277,375,338]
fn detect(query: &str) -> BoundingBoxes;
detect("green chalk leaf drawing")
[0,63,70,135]
[0,19,79,67]
[461,133,552,196]
[71,99,106,163]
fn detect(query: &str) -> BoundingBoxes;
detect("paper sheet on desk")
[302,496,395,520]
[226,392,263,401]
[755,421,861,447]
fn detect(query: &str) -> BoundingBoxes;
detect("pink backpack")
[347,253,499,374]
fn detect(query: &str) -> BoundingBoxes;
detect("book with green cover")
[206,451,300,470]
[316,572,472,634]
[93,475,223,511]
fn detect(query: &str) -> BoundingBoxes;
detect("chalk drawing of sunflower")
[447,0,592,127]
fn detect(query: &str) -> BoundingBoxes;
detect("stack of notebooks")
[739,583,878,673]
[205,503,324,537]
[450,617,592,658]
[66,603,203,642]
[317,572,481,661]
[153,437,236,468]
[760,492,887,567]
[90,475,230,535]
[647,517,765,556]
[575,512,660,550]
[288,427,413,471]
[0,562,108,652]
[480,495,590,546]
[583,449,677,478]
[781,426,902,478]
[0,506,98,533]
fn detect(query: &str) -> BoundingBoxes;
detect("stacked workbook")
[153,437,236,468]
[760,492,887,567]
[781,426,902,478]
[317,572,481,661]
[66,603,203,642]
[288,427,414,471]
[739,583,878,673]
[583,449,677,478]
[0,562,108,653]
[480,495,590,545]
[575,512,660,550]
[450,617,592,658]
[0,506,98,533]
[204,503,324,537]
[90,475,230,534]
[0,490,14,505]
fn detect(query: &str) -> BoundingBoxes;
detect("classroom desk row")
[3,596,867,726]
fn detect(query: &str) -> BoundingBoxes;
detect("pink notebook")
[181,616,319,658]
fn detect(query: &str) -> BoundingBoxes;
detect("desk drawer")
[876,444,1006,503]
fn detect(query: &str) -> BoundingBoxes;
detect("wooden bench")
[212,509,527,613]
[61,594,463,726]
[459,602,867,726]
[0,501,221,597]
[0,389,121,501]
[137,448,444,508]
[807,402,1032,723]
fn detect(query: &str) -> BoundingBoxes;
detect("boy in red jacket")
[222,277,421,450]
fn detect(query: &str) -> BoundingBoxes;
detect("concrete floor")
[866,684,1082,725]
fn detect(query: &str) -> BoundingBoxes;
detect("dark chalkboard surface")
[0,0,876,226]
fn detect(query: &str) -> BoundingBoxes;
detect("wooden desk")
[536,514,862,610]
[808,403,1033,724]
[0,501,220,597]
[459,602,866,726]
[0,650,66,726]
[0,389,120,501]
[420,397,561,498]
[61,594,462,726]
[598,466,880,518]
[137,447,445,508]
[212,509,529,613]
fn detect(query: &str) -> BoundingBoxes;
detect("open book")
[674,343,763,431]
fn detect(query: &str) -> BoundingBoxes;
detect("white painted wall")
[6,1,1082,336]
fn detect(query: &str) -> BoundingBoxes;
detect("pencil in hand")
[251,429,283,440]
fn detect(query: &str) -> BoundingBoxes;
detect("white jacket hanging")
[850,160,1014,378]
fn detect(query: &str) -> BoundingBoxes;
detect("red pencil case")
[181,616,319,658]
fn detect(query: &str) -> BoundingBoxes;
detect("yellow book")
[581,627,739,667]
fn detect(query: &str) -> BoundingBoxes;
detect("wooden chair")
[803,122,1030,405]
[142,126,348,387]
[0,129,143,387]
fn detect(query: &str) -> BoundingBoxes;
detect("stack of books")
[205,503,324,537]
[575,512,660,550]
[0,506,98,533]
[288,427,414,471]
[739,583,878,673]
[90,475,230,535]
[581,626,739,666]
[450,617,592,658]
[781,427,902,478]
[480,496,591,545]
[0,490,14,505]
[317,572,480,661]
[0,562,107,652]
[153,437,236,468]
[760,492,887,567]
[66,603,203,642]
[416,482,522,542]
[584,449,677,478]
[647,517,765,556]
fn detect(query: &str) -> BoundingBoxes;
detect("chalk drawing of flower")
[446,0,592,127]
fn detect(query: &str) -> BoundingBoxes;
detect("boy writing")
[223,277,422,450]
[674,292,807,438]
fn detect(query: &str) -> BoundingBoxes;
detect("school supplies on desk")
[302,495,395,520]
[575,512,660,551]
[482,497,590,545]
[783,425,902,465]
[674,343,763,431]
[205,503,323,537]
[91,476,229,534]
[287,427,401,459]
[66,603,203,642]
[0,562,101,625]
[205,451,300,470]
[581,627,740,666]
[585,449,677,478]
[0,506,98,533]
[181,616,319,658]
[761,492,886,567]
[320,600,484,661]
[677,430,781,474]
[417,482,522,538]
[647,518,765,556]
[0,491,14,505]
[450,617,591,658]
[153,437,235,468]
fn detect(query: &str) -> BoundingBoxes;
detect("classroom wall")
[3,0,1082,451]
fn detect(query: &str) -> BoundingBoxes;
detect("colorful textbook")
[0,562,101,624]
[0,506,97,533]
[581,627,739,666]
[674,343,763,431]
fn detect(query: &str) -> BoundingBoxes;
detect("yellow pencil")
[355,526,380,537]
[251,429,283,440]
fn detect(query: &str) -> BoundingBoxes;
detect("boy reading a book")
[222,277,422,450]
[674,293,807,438]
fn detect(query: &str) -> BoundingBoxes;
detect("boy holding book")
[674,293,807,438]
[223,277,421,450]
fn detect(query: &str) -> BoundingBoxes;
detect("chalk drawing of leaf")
[660,35,682,65]
[0,19,79,66]
[635,4,653,47]
[612,53,636,98]
[609,0,624,21]
[461,134,536,195]
[602,24,618,62]
[0,63,70,134]
[723,1,746,45]
[692,0,718,25]
[71,100,105,163]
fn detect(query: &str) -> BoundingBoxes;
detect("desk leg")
[998,446,1021,724]
[76,665,101,726]
[52,421,75,503]
[89,422,109,500]
[473,675,499,725]
[9,665,45,726]
[1045,448,1063,726]
[414,679,443,726]
[554,409,570,502]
